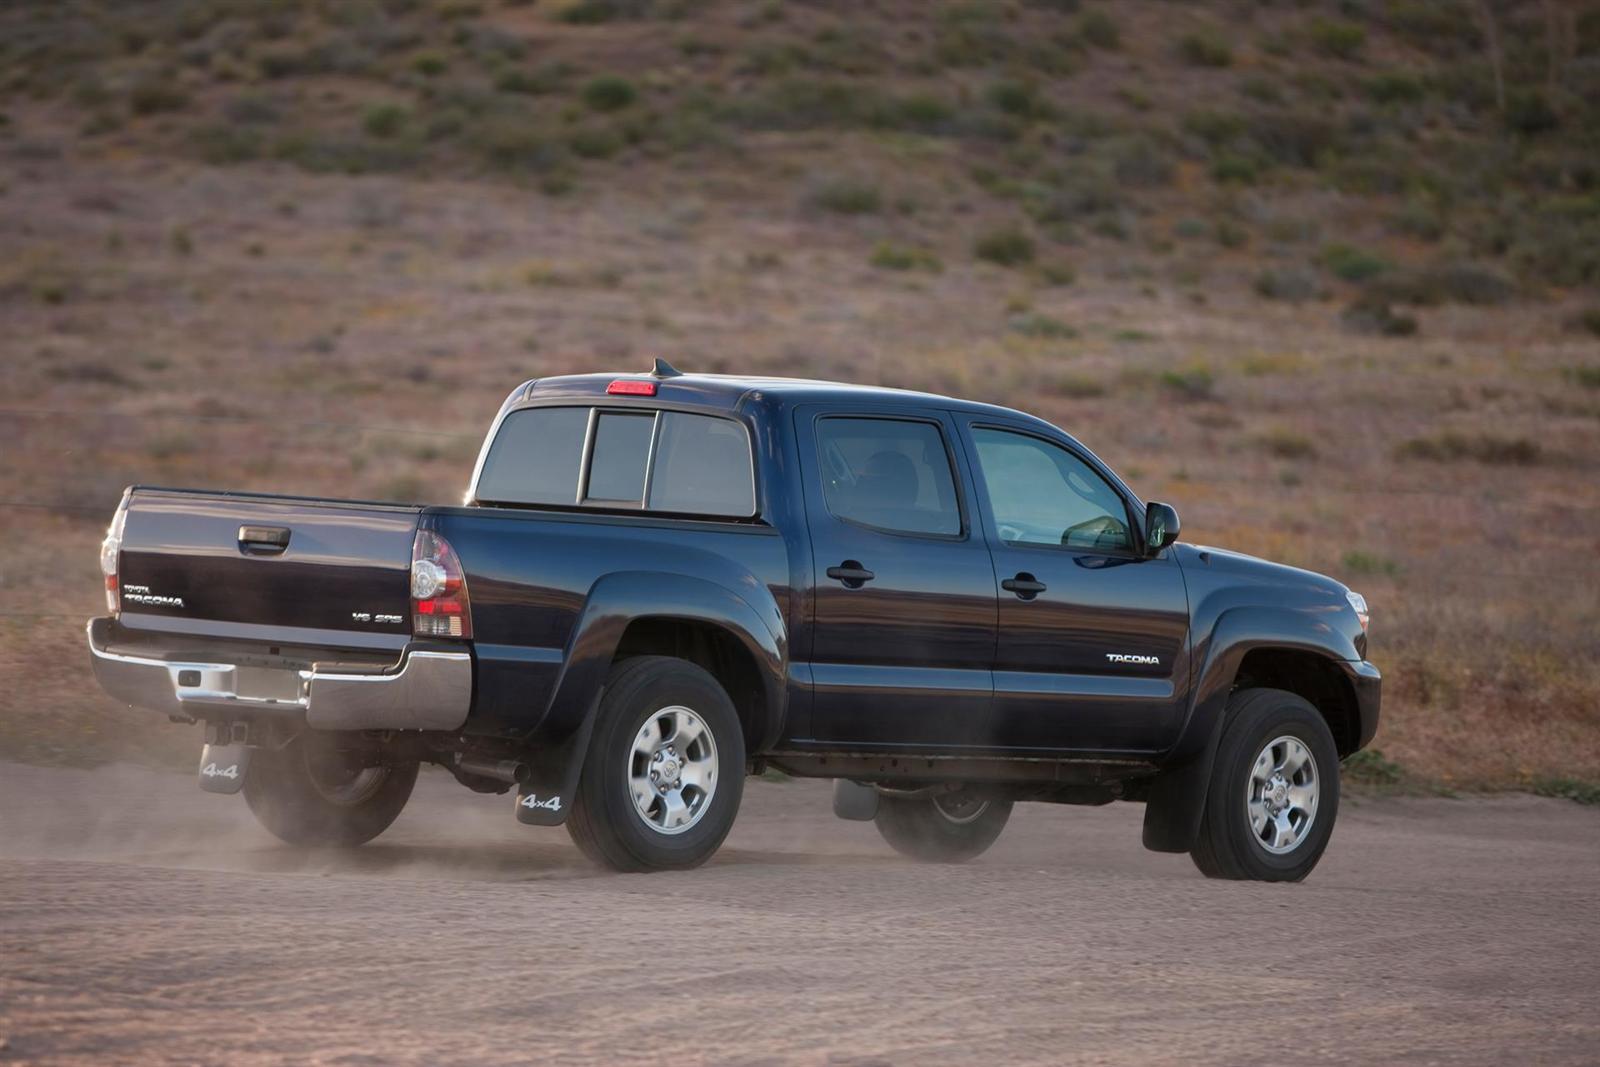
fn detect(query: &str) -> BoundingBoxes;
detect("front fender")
[1142,606,1360,853]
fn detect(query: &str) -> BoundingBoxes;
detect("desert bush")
[411,51,448,76]
[1320,243,1390,282]
[1078,11,1119,49]
[1573,307,1600,339]
[128,78,188,116]
[1257,428,1316,459]
[987,79,1049,120]
[190,124,264,164]
[1387,198,1445,241]
[582,75,636,111]
[973,227,1035,267]
[1160,364,1216,400]
[362,104,408,138]
[1373,262,1515,306]
[869,243,942,272]
[1007,312,1077,339]
[1176,31,1231,68]
[1342,748,1408,788]
[1307,18,1365,59]
[1396,433,1541,465]
[556,0,654,23]
[1253,266,1321,302]
[1109,134,1174,188]
[496,62,573,95]
[1050,374,1106,398]
[1341,298,1418,337]
[223,92,282,125]
[807,176,881,215]
[1505,89,1559,135]
[568,125,621,159]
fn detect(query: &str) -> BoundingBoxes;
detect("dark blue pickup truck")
[89,361,1379,880]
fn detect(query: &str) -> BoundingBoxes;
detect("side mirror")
[1144,502,1180,557]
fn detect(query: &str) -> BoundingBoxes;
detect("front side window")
[971,428,1133,551]
[476,406,755,517]
[816,417,961,537]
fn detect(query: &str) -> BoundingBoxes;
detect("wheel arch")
[613,615,776,754]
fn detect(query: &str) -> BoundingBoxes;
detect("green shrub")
[973,227,1036,267]
[1342,748,1407,788]
[1307,18,1365,59]
[1562,365,1600,389]
[556,0,652,23]
[1160,365,1216,400]
[1051,374,1106,398]
[869,243,942,272]
[1364,73,1425,105]
[1176,31,1232,68]
[1573,307,1600,339]
[362,104,408,138]
[567,125,621,159]
[807,177,881,215]
[582,75,637,111]
[1321,243,1390,283]
[1109,135,1174,188]
[1387,199,1444,242]
[1342,550,1401,576]
[411,51,448,76]
[1078,11,1119,49]
[987,79,1049,120]
[1505,89,1559,135]
[496,62,572,95]
[1254,266,1321,302]
[1396,433,1542,465]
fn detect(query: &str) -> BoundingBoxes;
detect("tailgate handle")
[238,525,291,555]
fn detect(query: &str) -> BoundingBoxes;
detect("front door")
[797,408,997,748]
[959,419,1191,753]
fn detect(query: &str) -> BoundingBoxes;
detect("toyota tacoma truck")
[88,360,1379,880]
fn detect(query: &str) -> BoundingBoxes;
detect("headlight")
[1346,591,1369,634]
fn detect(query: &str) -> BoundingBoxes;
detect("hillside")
[0,0,1598,795]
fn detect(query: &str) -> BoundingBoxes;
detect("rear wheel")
[566,656,746,872]
[243,733,418,847]
[873,790,1012,863]
[1191,687,1340,882]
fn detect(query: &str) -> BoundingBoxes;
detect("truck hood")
[1180,543,1349,596]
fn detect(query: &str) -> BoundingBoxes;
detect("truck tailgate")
[116,489,420,649]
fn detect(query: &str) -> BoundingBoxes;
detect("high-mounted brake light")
[412,529,473,639]
[607,379,657,396]
[100,489,130,615]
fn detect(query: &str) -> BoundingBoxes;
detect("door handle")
[238,525,291,556]
[826,561,875,588]
[1002,572,1047,599]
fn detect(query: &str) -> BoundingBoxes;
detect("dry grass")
[0,0,1597,793]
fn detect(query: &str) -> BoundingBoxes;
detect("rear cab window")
[475,406,757,518]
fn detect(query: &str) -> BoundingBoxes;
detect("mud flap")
[832,779,880,821]
[198,744,250,795]
[514,789,567,825]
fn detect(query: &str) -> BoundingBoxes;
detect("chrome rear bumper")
[86,618,471,731]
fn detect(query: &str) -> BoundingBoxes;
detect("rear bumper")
[86,617,472,731]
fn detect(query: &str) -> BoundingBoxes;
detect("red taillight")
[100,489,130,615]
[412,529,472,639]
[607,379,657,396]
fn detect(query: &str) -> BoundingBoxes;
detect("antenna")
[651,357,684,379]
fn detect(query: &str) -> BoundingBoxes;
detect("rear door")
[795,406,997,748]
[956,419,1191,753]
[117,490,420,649]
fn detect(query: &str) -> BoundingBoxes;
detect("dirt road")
[1,763,1596,1065]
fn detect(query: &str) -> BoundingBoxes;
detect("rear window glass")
[476,405,756,518]
[647,412,757,516]
[586,412,654,503]
[476,406,588,505]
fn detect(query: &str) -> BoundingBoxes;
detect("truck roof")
[522,367,1051,427]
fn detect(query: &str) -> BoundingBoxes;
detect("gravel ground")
[1,762,1596,1066]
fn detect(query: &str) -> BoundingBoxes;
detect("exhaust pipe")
[456,756,531,785]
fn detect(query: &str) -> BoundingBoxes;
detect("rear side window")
[815,417,961,537]
[476,406,756,518]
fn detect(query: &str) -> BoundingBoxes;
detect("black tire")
[242,733,418,848]
[566,656,746,872]
[873,791,1012,863]
[1191,687,1340,882]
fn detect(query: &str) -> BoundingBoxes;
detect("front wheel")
[1190,687,1340,882]
[873,790,1012,863]
[242,733,418,847]
[566,656,746,872]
